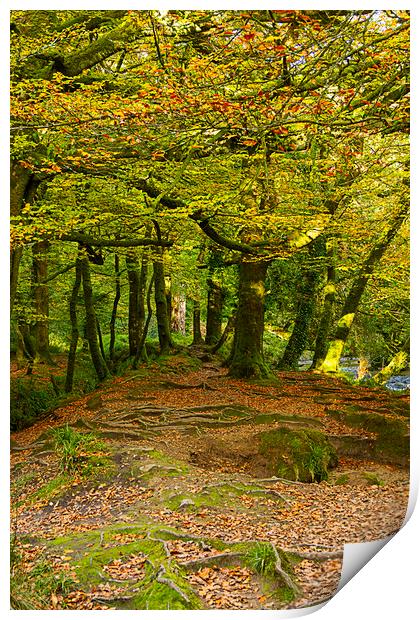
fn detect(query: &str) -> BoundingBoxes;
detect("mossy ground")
[11,361,409,610]
[259,428,338,482]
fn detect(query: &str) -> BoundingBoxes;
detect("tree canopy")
[10,9,409,384]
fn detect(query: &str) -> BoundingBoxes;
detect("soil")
[10,356,410,610]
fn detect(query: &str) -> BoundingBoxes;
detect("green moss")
[259,428,338,482]
[329,407,409,463]
[31,473,73,503]
[128,576,199,610]
[362,472,384,486]
[164,482,265,511]
[334,474,350,485]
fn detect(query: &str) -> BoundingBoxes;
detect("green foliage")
[50,425,108,473]
[10,542,76,610]
[263,330,288,367]
[246,542,276,576]
[10,378,57,431]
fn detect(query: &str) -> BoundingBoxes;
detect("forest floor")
[10,349,410,610]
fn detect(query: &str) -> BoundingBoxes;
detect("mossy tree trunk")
[311,239,336,370]
[109,254,121,362]
[279,239,324,370]
[191,299,204,345]
[205,278,225,346]
[80,257,109,381]
[126,252,141,357]
[154,258,174,355]
[10,163,36,315]
[133,273,155,368]
[65,259,82,392]
[228,260,272,379]
[373,350,408,384]
[318,208,408,373]
[30,240,53,364]
[211,311,236,354]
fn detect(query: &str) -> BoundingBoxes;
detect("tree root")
[156,565,191,604]
[178,552,244,571]
[158,380,219,391]
[201,481,292,506]
[286,550,343,561]
[252,477,306,485]
[147,531,171,557]
[270,543,300,594]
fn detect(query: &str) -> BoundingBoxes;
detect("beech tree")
[10,10,409,381]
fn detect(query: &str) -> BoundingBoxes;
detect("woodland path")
[11,352,409,610]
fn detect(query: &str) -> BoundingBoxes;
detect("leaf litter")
[11,364,409,610]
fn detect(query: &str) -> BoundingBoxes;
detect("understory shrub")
[10,378,57,432]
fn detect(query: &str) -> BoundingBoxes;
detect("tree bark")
[171,292,186,335]
[211,311,236,353]
[30,240,53,363]
[109,254,121,362]
[133,273,155,368]
[65,259,82,392]
[154,258,173,355]
[228,260,272,379]
[191,299,204,345]
[126,252,141,357]
[80,258,109,381]
[311,239,336,370]
[205,278,225,346]
[10,166,40,314]
[373,350,408,384]
[279,238,324,370]
[318,208,407,373]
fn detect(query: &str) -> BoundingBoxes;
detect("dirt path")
[11,360,409,610]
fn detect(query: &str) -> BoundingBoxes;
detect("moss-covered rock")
[258,428,338,482]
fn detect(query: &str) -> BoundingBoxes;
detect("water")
[299,356,410,392]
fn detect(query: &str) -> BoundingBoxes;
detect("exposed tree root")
[286,550,343,561]
[270,543,300,594]
[156,565,192,604]
[179,552,244,570]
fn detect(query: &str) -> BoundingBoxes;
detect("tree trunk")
[311,239,336,370]
[171,292,186,335]
[126,252,148,357]
[65,259,82,393]
[109,254,121,362]
[211,311,236,353]
[205,278,225,346]
[154,258,173,354]
[30,240,53,363]
[373,350,408,385]
[191,299,204,345]
[228,260,272,379]
[126,252,141,357]
[80,258,109,381]
[318,209,407,373]
[10,167,40,314]
[278,240,323,370]
[133,273,155,369]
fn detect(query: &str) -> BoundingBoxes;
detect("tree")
[10,10,409,384]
